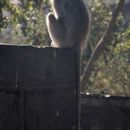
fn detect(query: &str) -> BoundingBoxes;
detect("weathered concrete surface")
[0,45,80,130]
[80,94,130,130]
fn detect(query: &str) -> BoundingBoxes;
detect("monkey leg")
[46,13,67,47]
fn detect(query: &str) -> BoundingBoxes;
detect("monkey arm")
[46,13,67,47]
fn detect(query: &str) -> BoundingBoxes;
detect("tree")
[81,0,125,87]
[81,0,130,96]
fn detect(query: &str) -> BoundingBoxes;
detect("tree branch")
[80,0,125,89]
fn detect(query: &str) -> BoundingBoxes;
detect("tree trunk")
[80,0,125,90]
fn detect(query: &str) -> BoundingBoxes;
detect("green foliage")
[114,26,130,52]
[82,0,130,96]
[82,0,112,68]
[0,0,50,46]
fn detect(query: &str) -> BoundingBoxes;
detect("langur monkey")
[46,0,91,53]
